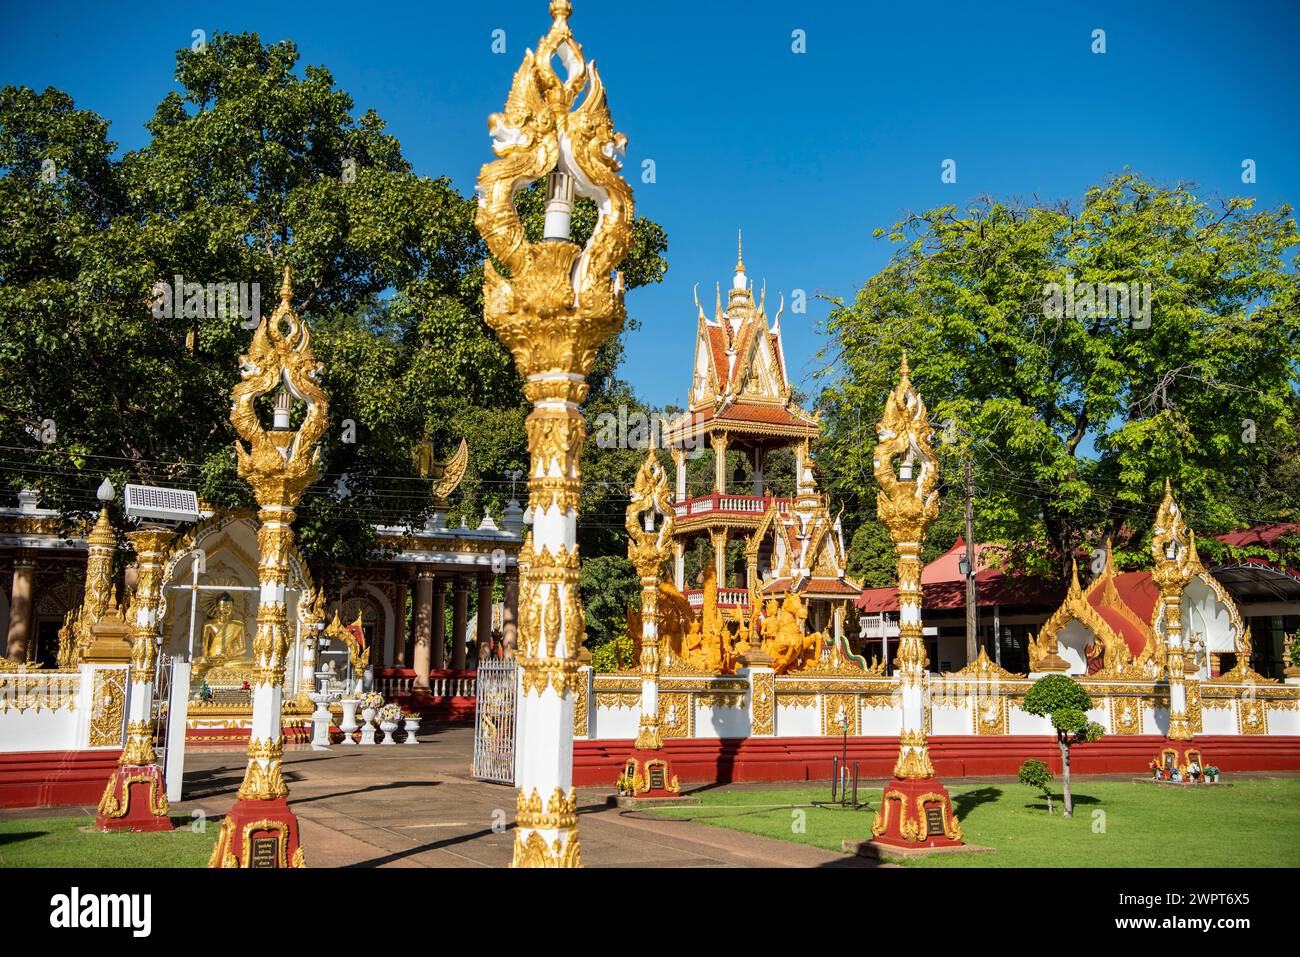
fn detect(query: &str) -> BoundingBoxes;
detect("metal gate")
[471,658,517,784]
[152,651,172,777]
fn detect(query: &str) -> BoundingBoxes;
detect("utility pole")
[963,457,978,667]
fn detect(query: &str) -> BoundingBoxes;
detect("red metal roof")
[857,538,1064,612]
[1213,522,1300,549]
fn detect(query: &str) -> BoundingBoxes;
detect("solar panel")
[124,484,200,523]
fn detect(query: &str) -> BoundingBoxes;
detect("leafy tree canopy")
[818,173,1300,582]
[0,33,669,588]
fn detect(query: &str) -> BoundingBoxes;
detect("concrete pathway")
[137,724,872,868]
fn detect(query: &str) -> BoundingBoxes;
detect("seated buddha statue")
[201,592,249,662]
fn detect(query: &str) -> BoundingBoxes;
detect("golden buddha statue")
[201,592,249,662]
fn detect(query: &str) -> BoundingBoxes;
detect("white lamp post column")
[95,528,174,832]
[475,1,635,866]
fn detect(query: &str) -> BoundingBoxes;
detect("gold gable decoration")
[325,610,371,680]
[414,432,469,507]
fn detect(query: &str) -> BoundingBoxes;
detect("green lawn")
[649,779,1300,867]
[0,815,213,868]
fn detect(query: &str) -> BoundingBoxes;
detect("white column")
[512,370,584,867]
[121,530,173,767]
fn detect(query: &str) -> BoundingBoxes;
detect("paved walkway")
[46,724,871,868]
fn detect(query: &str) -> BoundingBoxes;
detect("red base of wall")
[0,750,123,808]
[573,735,1300,786]
[390,692,475,722]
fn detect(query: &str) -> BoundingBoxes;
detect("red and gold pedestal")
[619,749,681,800]
[209,798,303,868]
[96,763,171,833]
[870,778,963,849]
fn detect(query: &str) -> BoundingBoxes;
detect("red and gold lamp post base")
[869,778,963,849]
[617,750,691,802]
[209,798,305,868]
[95,764,172,833]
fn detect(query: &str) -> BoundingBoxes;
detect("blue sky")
[3,0,1298,409]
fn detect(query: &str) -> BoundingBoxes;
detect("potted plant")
[402,710,421,745]
[377,703,403,744]
[1148,759,1160,781]
[1204,765,1220,783]
[358,690,384,725]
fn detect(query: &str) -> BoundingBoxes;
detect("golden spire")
[900,350,910,380]
[736,228,745,273]
[550,0,572,21]
[279,265,293,309]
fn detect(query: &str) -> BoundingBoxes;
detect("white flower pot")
[379,719,399,744]
[403,717,421,745]
[339,699,360,745]
[359,708,378,745]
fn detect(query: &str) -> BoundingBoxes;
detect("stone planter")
[403,716,421,745]
[339,699,360,745]
[359,708,377,746]
[379,719,399,744]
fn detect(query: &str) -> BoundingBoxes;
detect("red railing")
[672,493,793,519]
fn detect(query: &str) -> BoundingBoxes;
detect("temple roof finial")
[900,350,910,379]
[550,0,572,23]
[732,229,747,291]
[280,265,293,308]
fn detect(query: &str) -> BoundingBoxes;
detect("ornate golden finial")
[900,349,910,380]
[736,228,745,273]
[626,447,675,573]
[230,263,328,508]
[873,353,939,544]
[550,0,572,21]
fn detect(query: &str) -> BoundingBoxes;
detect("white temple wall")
[694,698,749,738]
[860,702,899,735]
[776,701,820,737]
[0,665,127,753]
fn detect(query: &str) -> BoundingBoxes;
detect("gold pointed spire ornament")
[866,353,963,849]
[624,453,674,739]
[475,0,634,867]
[1152,479,1200,741]
[210,265,327,868]
[95,528,175,833]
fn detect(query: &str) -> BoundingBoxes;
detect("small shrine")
[661,238,863,652]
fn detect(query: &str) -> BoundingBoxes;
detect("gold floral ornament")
[1151,480,1199,741]
[475,0,635,388]
[1151,479,1200,593]
[873,352,939,546]
[625,450,675,576]
[231,267,329,510]
[625,449,674,749]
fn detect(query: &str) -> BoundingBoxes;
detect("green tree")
[1017,758,1054,815]
[1021,674,1105,817]
[819,173,1300,582]
[0,33,669,586]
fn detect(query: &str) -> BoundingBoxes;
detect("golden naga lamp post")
[95,527,175,832]
[866,355,963,849]
[1152,479,1199,742]
[209,268,328,868]
[475,0,634,867]
[617,450,683,801]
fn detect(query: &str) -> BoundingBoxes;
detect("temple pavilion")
[661,237,861,640]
